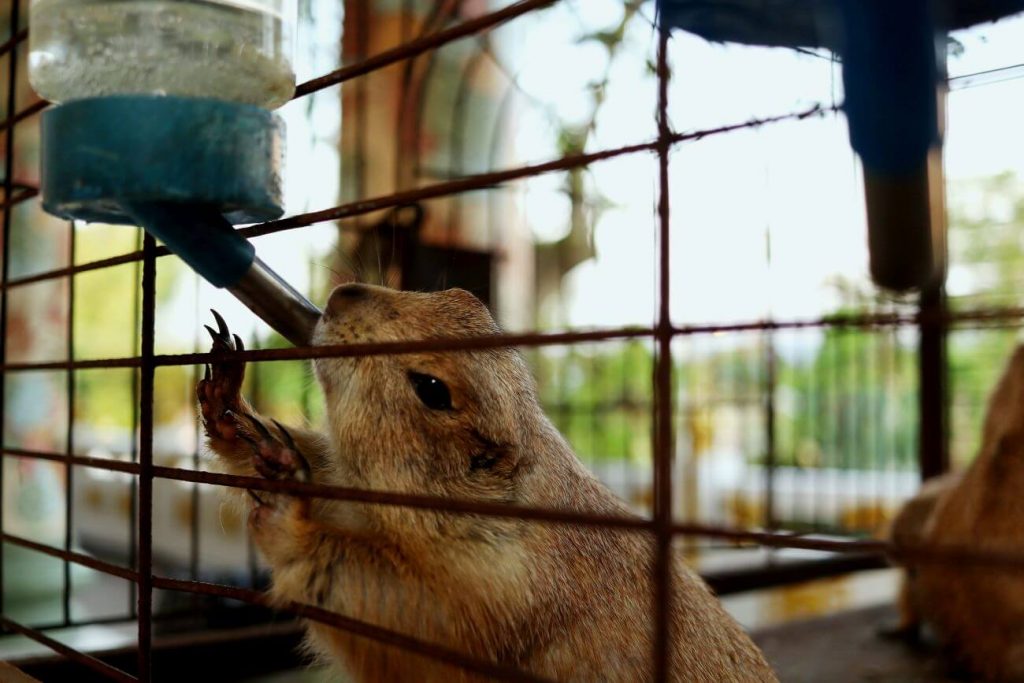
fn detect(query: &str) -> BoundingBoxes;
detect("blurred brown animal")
[197,284,776,682]
[890,345,1024,680]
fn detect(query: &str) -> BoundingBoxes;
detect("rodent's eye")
[407,372,453,411]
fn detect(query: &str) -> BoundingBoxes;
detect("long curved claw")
[211,309,229,339]
[197,311,246,443]
[272,419,298,450]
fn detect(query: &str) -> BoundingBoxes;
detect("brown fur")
[890,345,1024,681]
[199,284,776,682]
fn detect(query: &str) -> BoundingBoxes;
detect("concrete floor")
[754,605,960,683]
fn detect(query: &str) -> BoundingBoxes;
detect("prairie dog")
[198,284,776,682]
[890,345,1024,680]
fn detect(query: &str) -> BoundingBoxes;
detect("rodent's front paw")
[197,310,246,441]
[231,413,312,483]
[247,492,311,558]
[238,416,313,538]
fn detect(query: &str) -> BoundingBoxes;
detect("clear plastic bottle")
[28,0,296,110]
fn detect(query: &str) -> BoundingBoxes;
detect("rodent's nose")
[325,283,369,318]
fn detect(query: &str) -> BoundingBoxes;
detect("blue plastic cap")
[838,0,942,175]
[41,95,284,225]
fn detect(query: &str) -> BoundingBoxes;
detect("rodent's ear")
[445,288,486,309]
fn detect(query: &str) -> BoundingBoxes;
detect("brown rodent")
[889,345,1024,680]
[197,284,776,682]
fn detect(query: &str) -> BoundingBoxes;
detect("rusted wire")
[652,26,673,683]
[5,249,172,289]
[5,304,1024,374]
[152,576,554,683]
[4,446,142,474]
[0,103,832,293]
[63,219,76,627]
[136,235,156,682]
[0,186,38,211]
[11,489,1024,584]
[0,27,27,60]
[293,0,558,98]
[0,99,48,134]
[2,532,138,582]
[0,617,137,683]
[0,0,22,622]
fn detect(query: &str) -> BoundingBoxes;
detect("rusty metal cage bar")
[652,25,673,681]
[3,304,1024,374]
[136,235,157,682]
[0,0,21,624]
[62,219,75,627]
[0,0,1019,680]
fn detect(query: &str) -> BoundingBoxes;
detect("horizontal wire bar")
[4,453,1024,580]
[1,533,138,582]
[9,610,200,633]
[0,617,137,683]
[4,303,1024,373]
[1,326,654,370]
[0,99,48,134]
[0,28,27,60]
[0,186,37,211]
[949,61,1024,90]
[6,248,172,289]
[3,356,144,371]
[1,103,832,293]
[2,448,142,474]
[240,105,834,242]
[241,141,660,239]
[293,0,557,98]
[152,576,554,683]
[152,466,651,530]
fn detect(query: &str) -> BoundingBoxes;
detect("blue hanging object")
[837,0,940,176]
[655,0,1024,49]
[656,0,1023,291]
[836,0,945,291]
[40,95,321,345]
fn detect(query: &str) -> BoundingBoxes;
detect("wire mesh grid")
[1,0,1024,681]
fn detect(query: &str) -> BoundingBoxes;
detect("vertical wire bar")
[136,233,156,683]
[810,326,822,530]
[873,314,885,516]
[919,285,948,479]
[763,330,776,529]
[128,228,142,616]
[852,319,865,529]
[393,0,413,193]
[0,0,23,618]
[653,26,673,683]
[831,328,842,528]
[246,350,261,587]
[62,221,75,626]
[763,223,776,529]
[189,278,200,602]
[354,0,369,233]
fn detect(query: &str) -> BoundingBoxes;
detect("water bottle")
[28,0,296,109]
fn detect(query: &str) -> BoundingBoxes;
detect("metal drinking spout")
[122,202,322,346]
[229,257,322,346]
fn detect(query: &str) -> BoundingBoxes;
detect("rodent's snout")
[324,283,370,319]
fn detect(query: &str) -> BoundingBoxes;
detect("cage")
[1,0,1024,681]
